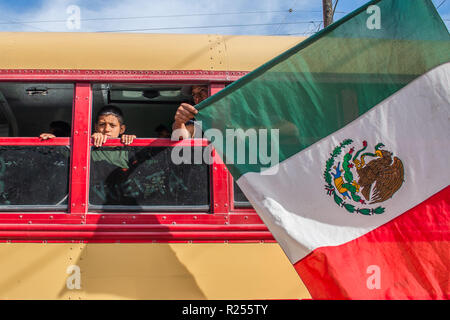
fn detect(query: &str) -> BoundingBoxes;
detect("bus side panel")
[0,243,310,299]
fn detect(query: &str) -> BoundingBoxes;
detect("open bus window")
[89,146,210,211]
[92,83,195,138]
[0,83,73,210]
[0,83,73,137]
[0,146,70,210]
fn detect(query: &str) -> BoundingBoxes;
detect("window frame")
[0,70,271,243]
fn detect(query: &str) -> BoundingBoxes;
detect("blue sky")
[0,0,448,35]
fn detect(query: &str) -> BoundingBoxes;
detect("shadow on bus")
[57,243,207,300]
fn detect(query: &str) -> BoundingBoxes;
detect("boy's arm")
[171,122,195,140]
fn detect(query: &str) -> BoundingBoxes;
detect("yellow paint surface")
[0,32,305,71]
[0,242,311,300]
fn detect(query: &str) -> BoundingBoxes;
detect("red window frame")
[0,70,272,243]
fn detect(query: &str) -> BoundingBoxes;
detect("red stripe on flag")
[294,186,450,300]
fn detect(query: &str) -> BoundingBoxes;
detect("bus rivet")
[73,166,77,170]
[244,216,248,219]
[72,203,76,207]
[122,221,126,224]
[193,216,197,220]
[132,216,136,219]
[49,216,53,219]
[19,215,22,218]
[81,203,85,207]
[83,167,86,170]
[74,131,78,135]
[28,221,32,224]
[162,216,166,220]
[224,203,228,207]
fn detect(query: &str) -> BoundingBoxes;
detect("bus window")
[0,83,73,137]
[92,83,194,138]
[233,180,252,208]
[89,83,210,212]
[0,146,70,209]
[89,146,210,211]
[0,82,73,210]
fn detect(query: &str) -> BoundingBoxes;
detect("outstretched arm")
[172,103,198,140]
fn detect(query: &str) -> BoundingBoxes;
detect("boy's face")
[95,114,125,138]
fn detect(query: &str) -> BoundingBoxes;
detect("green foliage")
[357,208,372,215]
[350,191,361,203]
[344,203,355,213]
[334,192,343,206]
[373,207,385,215]
[343,153,354,183]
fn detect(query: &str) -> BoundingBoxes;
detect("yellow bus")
[0,32,311,300]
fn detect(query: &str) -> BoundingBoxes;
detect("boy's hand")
[174,103,198,127]
[121,134,136,145]
[92,132,108,147]
[39,133,56,140]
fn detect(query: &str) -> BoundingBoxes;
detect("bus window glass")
[233,180,252,208]
[89,146,210,211]
[0,146,70,209]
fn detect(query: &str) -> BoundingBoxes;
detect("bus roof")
[0,32,306,71]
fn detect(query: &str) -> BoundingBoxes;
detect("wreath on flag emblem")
[323,139,404,215]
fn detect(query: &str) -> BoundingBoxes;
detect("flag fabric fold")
[195,0,450,299]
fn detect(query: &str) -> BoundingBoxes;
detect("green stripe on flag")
[196,0,450,180]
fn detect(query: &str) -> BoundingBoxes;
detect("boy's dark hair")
[96,105,124,125]
[155,124,169,133]
[50,121,71,137]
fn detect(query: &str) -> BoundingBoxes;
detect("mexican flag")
[195,0,450,299]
